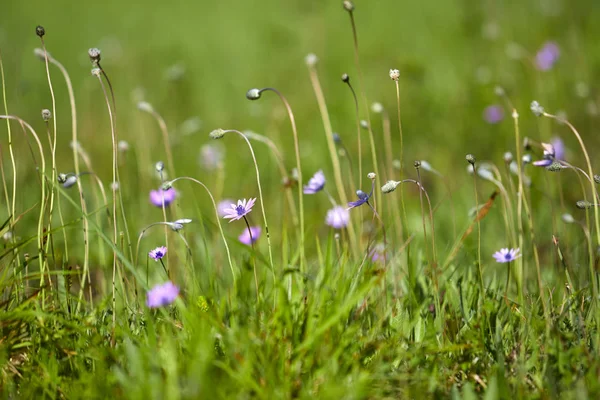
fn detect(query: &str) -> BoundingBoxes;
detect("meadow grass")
[2,1,600,398]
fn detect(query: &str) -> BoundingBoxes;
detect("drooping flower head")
[492,248,521,263]
[535,41,560,71]
[222,198,256,222]
[149,246,167,261]
[348,178,375,210]
[303,170,326,194]
[239,226,261,245]
[150,188,177,207]
[483,105,504,124]
[325,206,350,229]
[533,138,565,168]
[217,199,234,217]
[146,281,179,308]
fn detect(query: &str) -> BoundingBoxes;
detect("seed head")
[367,172,376,180]
[389,69,400,81]
[465,154,476,165]
[305,53,318,67]
[343,1,355,11]
[36,26,45,37]
[88,48,101,64]
[414,160,421,168]
[530,100,545,117]
[341,73,350,83]
[545,161,564,172]
[91,68,101,77]
[246,88,261,100]
[155,161,165,173]
[594,175,600,184]
[381,180,400,194]
[41,109,52,121]
[503,152,513,163]
[209,128,225,140]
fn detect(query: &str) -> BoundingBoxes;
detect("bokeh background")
[2,0,600,268]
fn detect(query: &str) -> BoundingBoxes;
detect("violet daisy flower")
[483,105,504,124]
[535,41,560,71]
[217,199,234,217]
[146,281,179,308]
[149,246,167,261]
[533,142,558,167]
[492,248,521,263]
[303,170,326,194]
[149,187,177,207]
[222,198,256,222]
[239,226,261,245]
[325,206,350,229]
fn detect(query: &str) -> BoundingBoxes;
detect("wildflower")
[303,170,326,194]
[483,105,504,124]
[239,226,261,245]
[149,246,167,261]
[199,144,224,170]
[146,281,179,308]
[217,199,234,217]
[325,206,350,229]
[552,137,565,161]
[149,188,177,207]
[348,182,374,209]
[535,41,560,71]
[222,198,256,222]
[492,248,521,263]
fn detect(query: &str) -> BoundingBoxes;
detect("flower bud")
[562,213,575,224]
[343,1,355,11]
[381,180,399,194]
[246,88,261,100]
[137,101,154,113]
[305,53,318,67]
[341,73,350,83]
[576,200,593,209]
[545,162,565,172]
[466,154,476,165]
[413,160,421,168]
[371,102,383,113]
[36,26,45,37]
[360,120,369,129]
[209,128,225,139]
[63,175,78,188]
[389,69,400,81]
[155,161,165,173]
[594,175,600,184]
[88,48,101,64]
[41,109,52,121]
[367,172,376,180]
[530,100,544,117]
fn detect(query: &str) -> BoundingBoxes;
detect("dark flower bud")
[414,160,421,168]
[341,73,350,83]
[36,26,45,37]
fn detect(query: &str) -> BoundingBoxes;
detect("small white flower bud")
[367,172,376,180]
[305,53,318,67]
[246,88,261,100]
[209,128,225,139]
[63,175,78,188]
[118,140,129,152]
[503,152,513,163]
[91,68,101,77]
[530,100,544,117]
[371,102,383,113]
[381,180,400,194]
[41,109,52,121]
[155,161,164,173]
[389,69,400,81]
[562,214,575,224]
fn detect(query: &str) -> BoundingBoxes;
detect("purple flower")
[492,248,521,263]
[149,246,167,261]
[199,144,223,170]
[552,137,565,160]
[348,180,375,209]
[149,188,177,207]
[535,41,560,71]
[146,281,179,308]
[222,198,256,222]
[217,199,234,217]
[303,170,326,194]
[483,105,504,124]
[325,206,350,229]
[239,226,261,245]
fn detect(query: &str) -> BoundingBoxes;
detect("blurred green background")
[2,0,600,265]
